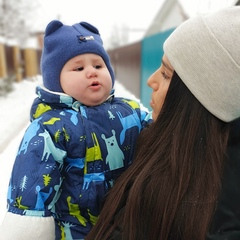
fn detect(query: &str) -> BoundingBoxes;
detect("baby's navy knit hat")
[41,20,115,92]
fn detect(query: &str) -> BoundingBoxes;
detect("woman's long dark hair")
[86,72,230,240]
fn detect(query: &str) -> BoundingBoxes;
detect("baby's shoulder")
[113,97,141,109]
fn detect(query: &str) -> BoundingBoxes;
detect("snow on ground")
[0,76,142,224]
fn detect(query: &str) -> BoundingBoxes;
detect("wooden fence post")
[0,42,7,78]
[24,48,38,79]
[13,45,23,82]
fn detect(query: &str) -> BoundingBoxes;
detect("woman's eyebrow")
[162,59,174,72]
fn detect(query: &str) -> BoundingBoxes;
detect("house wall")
[145,0,185,37]
[108,42,141,98]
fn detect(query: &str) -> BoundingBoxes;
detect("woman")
[86,6,240,240]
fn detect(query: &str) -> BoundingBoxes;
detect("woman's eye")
[161,71,169,79]
[74,67,84,71]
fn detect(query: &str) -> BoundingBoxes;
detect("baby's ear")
[80,21,100,35]
[45,20,63,36]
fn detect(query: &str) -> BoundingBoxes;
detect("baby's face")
[60,53,112,106]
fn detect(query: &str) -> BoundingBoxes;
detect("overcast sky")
[37,0,237,47]
[179,0,237,17]
[38,0,165,46]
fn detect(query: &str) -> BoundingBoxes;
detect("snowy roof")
[145,0,239,38]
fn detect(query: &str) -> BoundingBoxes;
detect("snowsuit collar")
[30,85,114,120]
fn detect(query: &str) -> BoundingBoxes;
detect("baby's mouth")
[89,81,101,90]
[91,81,99,86]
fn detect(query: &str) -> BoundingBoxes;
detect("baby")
[0,20,152,239]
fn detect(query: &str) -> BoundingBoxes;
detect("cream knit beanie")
[164,6,240,122]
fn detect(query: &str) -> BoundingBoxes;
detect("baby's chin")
[77,97,107,107]
[74,90,112,106]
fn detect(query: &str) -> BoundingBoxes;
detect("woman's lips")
[150,99,154,108]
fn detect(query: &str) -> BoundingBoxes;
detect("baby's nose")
[86,67,97,78]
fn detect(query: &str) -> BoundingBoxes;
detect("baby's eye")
[95,64,102,69]
[74,67,84,71]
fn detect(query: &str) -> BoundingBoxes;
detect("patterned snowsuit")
[6,86,152,239]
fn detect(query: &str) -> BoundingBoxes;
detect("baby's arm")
[0,118,66,239]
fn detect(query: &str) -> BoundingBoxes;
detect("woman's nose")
[147,75,153,87]
[147,73,159,91]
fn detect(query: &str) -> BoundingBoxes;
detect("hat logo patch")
[78,35,94,42]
